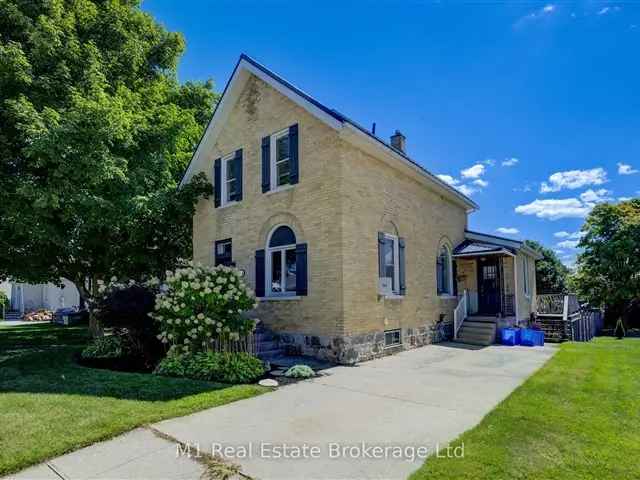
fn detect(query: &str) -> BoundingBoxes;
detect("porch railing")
[453,289,468,340]
[536,294,601,342]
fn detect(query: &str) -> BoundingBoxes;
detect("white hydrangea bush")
[151,263,258,354]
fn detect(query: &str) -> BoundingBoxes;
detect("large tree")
[524,240,570,294]
[0,0,215,315]
[572,199,640,326]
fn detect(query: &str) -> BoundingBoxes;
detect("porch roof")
[452,240,516,258]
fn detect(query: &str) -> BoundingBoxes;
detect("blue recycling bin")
[521,329,544,347]
[500,328,520,346]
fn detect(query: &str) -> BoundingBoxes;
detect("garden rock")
[270,369,286,377]
[258,378,279,387]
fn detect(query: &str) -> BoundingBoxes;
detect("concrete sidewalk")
[8,343,556,480]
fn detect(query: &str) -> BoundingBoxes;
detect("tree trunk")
[76,275,102,337]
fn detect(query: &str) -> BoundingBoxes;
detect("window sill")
[438,294,457,300]
[258,295,301,302]
[218,201,240,210]
[265,184,295,196]
[380,294,404,300]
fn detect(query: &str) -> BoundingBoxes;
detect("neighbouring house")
[181,54,541,364]
[1,279,80,315]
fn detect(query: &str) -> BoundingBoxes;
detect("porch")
[449,231,535,345]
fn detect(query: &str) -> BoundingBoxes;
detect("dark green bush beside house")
[154,351,265,384]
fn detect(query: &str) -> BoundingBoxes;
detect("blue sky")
[144,1,640,267]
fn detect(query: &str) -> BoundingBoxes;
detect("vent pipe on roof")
[390,130,406,153]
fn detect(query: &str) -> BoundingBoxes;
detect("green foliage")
[572,199,640,320]
[0,0,216,296]
[152,263,257,354]
[284,364,315,379]
[0,291,8,307]
[0,323,267,476]
[154,351,265,384]
[524,240,569,294]
[81,335,124,359]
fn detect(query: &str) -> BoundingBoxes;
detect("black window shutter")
[378,232,385,278]
[452,259,458,296]
[295,243,308,296]
[233,149,243,201]
[289,124,299,184]
[213,158,221,208]
[398,237,406,295]
[261,136,270,192]
[255,249,265,297]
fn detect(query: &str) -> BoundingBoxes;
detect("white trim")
[269,128,292,191]
[265,224,297,298]
[452,249,515,258]
[436,244,454,297]
[257,296,301,302]
[380,233,400,296]
[264,184,295,196]
[219,151,240,207]
[241,61,343,131]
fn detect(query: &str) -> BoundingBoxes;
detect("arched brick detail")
[257,212,306,246]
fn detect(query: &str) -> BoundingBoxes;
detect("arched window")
[267,226,297,295]
[437,245,452,296]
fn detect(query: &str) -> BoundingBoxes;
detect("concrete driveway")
[10,343,556,480]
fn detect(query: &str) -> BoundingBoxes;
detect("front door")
[477,257,500,315]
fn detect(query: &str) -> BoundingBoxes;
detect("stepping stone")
[270,369,286,377]
[258,378,278,387]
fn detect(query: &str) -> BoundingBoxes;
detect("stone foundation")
[273,320,455,365]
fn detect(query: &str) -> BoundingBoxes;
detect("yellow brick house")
[180,55,541,364]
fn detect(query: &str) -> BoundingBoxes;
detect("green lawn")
[0,322,267,476]
[411,338,640,480]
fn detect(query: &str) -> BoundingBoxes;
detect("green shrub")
[81,335,125,359]
[152,263,257,355]
[154,351,265,384]
[284,364,315,379]
[614,318,626,339]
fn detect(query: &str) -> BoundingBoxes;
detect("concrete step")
[461,324,496,335]
[463,320,497,329]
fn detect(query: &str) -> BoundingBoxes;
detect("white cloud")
[496,227,519,235]
[579,188,613,204]
[554,231,583,239]
[618,197,632,202]
[597,6,610,15]
[557,239,580,249]
[502,157,519,167]
[484,158,496,166]
[437,174,460,186]
[617,162,638,175]
[515,198,592,220]
[516,3,556,26]
[554,249,565,255]
[457,184,478,197]
[540,168,608,193]
[438,172,487,197]
[461,164,486,179]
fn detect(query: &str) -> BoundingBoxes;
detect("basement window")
[384,329,401,348]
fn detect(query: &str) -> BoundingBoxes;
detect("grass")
[410,338,640,480]
[0,322,268,476]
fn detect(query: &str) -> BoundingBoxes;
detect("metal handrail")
[453,289,468,340]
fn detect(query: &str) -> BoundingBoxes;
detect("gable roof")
[179,54,478,212]
[458,230,543,259]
